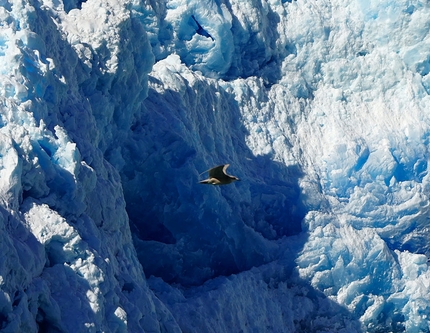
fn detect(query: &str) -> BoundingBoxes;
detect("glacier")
[1,0,430,331]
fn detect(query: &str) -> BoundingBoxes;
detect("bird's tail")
[198,168,211,177]
[199,179,210,184]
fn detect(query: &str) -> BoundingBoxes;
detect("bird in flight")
[199,164,240,185]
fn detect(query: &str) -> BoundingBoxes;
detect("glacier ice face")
[0,0,173,332]
[1,0,430,332]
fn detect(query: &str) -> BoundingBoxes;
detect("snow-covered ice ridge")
[1,0,430,331]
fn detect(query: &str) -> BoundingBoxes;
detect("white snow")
[1,0,430,332]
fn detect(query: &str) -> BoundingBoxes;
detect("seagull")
[199,164,240,185]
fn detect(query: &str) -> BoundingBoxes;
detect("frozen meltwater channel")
[1,0,430,332]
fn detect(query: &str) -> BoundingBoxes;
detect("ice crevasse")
[1,0,430,332]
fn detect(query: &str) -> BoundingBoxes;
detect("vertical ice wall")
[0,0,180,331]
[132,0,430,332]
[1,0,430,332]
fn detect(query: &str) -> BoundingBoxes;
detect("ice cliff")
[1,0,430,332]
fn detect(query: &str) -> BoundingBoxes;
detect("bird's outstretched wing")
[208,164,229,179]
[222,164,232,177]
